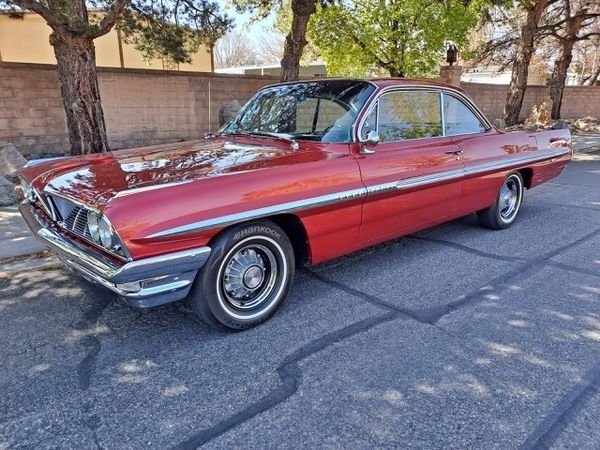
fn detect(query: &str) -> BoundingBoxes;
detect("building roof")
[214,61,325,74]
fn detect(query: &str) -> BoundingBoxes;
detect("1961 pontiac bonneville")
[18,78,572,330]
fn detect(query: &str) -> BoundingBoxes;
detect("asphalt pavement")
[1,152,600,449]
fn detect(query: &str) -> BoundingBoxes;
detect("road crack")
[303,268,427,323]
[519,360,600,450]
[409,235,527,263]
[72,296,111,391]
[412,227,600,324]
[174,225,600,448]
[173,311,398,449]
[71,295,112,448]
[528,199,600,213]
[546,261,600,279]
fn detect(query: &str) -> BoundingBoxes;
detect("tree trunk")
[588,64,600,86]
[280,0,316,82]
[503,0,548,126]
[548,5,586,119]
[548,39,575,119]
[389,67,404,77]
[50,32,110,155]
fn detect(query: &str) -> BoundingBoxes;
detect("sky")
[220,1,279,45]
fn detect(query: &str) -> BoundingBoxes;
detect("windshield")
[221,80,376,143]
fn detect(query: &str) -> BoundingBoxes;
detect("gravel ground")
[1,154,599,449]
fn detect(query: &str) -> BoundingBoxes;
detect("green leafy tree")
[308,0,485,78]
[0,0,231,154]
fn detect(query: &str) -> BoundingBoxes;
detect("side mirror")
[359,129,380,154]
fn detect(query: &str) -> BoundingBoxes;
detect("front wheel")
[477,171,524,229]
[188,221,295,330]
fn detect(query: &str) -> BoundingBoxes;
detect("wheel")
[188,220,295,330]
[477,171,524,230]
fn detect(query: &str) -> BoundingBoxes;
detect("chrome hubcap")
[499,176,520,221]
[243,265,264,289]
[222,244,278,310]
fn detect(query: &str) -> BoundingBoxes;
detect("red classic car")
[18,78,572,329]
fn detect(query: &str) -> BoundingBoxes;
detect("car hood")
[24,137,309,209]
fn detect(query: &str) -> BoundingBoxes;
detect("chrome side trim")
[366,148,570,196]
[147,147,570,239]
[147,187,368,238]
[366,168,466,195]
[463,148,570,176]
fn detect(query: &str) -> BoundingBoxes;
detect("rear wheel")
[188,221,295,330]
[477,172,524,229]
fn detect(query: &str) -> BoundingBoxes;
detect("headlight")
[87,210,100,242]
[99,215,115,249]
[85,210,126,257]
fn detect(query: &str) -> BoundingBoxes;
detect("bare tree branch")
[10,0,57,27]
[579,31,600,40]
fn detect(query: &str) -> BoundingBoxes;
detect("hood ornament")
[291,140,299,151]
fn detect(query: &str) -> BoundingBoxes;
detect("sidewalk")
[572,131,600,153]
[0,205,58,275]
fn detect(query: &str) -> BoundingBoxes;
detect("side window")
[443,94,486,135]
[378,91,442,142]
[359,102,378,141]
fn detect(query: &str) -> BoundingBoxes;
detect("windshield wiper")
[221,131,293,141]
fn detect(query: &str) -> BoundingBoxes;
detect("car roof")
[368,77,466,93]
[261,77,466,95]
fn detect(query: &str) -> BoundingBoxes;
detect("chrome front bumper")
[19,203,211,308]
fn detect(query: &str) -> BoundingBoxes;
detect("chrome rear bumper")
[19,203,211,308]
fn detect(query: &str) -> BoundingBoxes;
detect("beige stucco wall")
[0,13,212,72]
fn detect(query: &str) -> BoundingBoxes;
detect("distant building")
[215,62,327,78]
[0,11,214,72]
[462,64,579,86]
[461,65,547,85]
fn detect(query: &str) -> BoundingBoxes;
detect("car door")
[441,92,538,216]
[356,88,465,244]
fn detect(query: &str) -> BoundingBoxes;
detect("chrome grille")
[41,193,129,261]
[63,206,92,238]
[46,194,91,239]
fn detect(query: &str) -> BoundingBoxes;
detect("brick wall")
[0,63,69,157]
[1,62,600,158]
[461,82,600,122]
[0,62,279,158]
